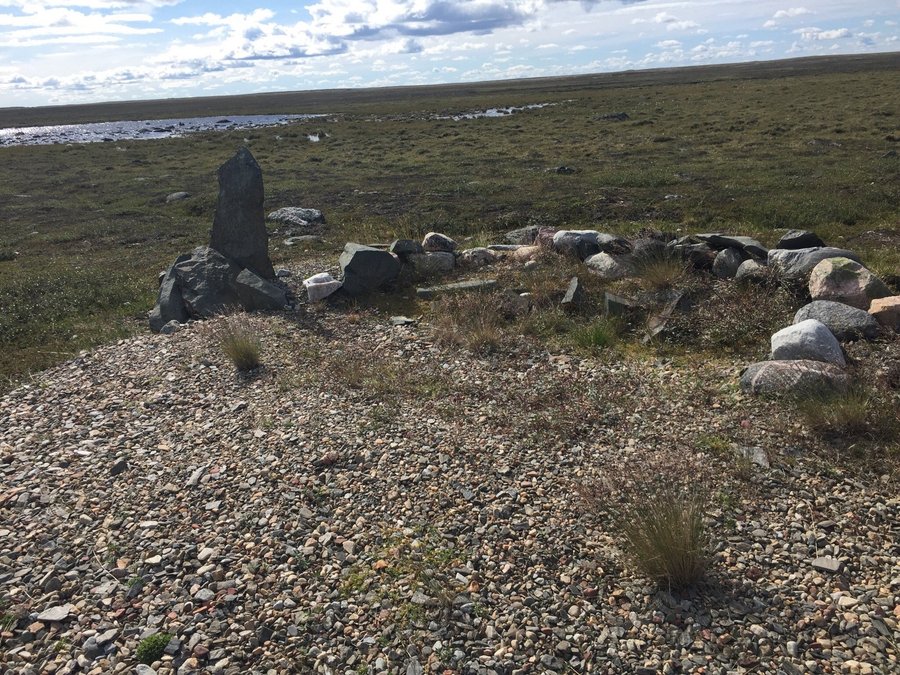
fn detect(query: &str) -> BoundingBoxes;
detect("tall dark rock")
[210,147,275,279]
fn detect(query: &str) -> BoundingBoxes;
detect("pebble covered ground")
[1,306,898,675]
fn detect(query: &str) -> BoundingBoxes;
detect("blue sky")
[1,0,897,108]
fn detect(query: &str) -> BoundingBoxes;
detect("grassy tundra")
[0,53,898,389]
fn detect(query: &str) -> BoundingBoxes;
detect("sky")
[1,0,898,108]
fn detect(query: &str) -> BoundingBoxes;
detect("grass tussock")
[569,317,621,354]
[210,313,262,372]
[580,458,710,589]
[792,384,899,440]
[431,291,515,352]
[633,248,689,291]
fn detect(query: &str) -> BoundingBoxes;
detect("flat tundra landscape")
[0,54,899,674]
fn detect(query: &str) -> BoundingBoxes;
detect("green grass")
[0,54,898,388]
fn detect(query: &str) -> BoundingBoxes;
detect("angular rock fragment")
[339,243,401,295]
[775,229,825,250]
[422,232,458,253]
[868,296,900,330]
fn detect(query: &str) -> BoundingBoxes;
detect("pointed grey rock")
[210,147,274,279]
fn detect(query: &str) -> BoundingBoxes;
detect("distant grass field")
[0,53,898,388]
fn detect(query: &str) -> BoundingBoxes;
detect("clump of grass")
[135,632,172,665]
[431,291,514,352]
[570,317,620,354]
[211,313,261,371]
[792,385,881,437]
[579,451,712,589]
[632,248,689,291]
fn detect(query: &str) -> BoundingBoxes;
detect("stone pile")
[740,243,898,397]
[149,148,286,333]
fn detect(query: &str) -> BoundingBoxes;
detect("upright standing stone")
[210,147,275,280]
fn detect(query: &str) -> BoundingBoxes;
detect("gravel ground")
[1,304,898,675]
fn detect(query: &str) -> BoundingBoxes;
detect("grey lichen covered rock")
[458,247,497,269]
[407,251,456,277]
[266,207,325,233]
[735,259,768,283]
[794,300,880,342]
[740,360,850,396]
[210,147,275,280]
[808,257,891,310]
[770,319,845,366]
[339,243,401,295]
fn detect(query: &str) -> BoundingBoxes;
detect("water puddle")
[0,113,323,147]
[435,103,553,121]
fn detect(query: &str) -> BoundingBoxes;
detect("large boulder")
[422,232,458,253]
[173,247,243,318]
[209,147,275,280]
[458,247,498,269]
[794,301,880,342]
[808,257,891,310]
[149,253,191,333]
[339,243,401,295]
[505,226,539,245]
[767,247,861,280]
[775,230,825,250]
[869,296,900,330]
[740,360,850,397]
[735,259,768,283]
[585,252,634,281]
[770,319,845,366]
[407,252,456,277]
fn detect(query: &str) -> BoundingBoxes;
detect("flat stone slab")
[811,556,843,573]
[416,279,497,299]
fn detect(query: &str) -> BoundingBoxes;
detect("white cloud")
[795,26,852,41]
[773,8,812,19]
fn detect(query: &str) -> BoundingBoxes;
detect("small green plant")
[135,632,172,665]
[212,313,261,372]
[570,317,620,354]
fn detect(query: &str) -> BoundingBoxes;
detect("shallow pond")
[0,114,321,147]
